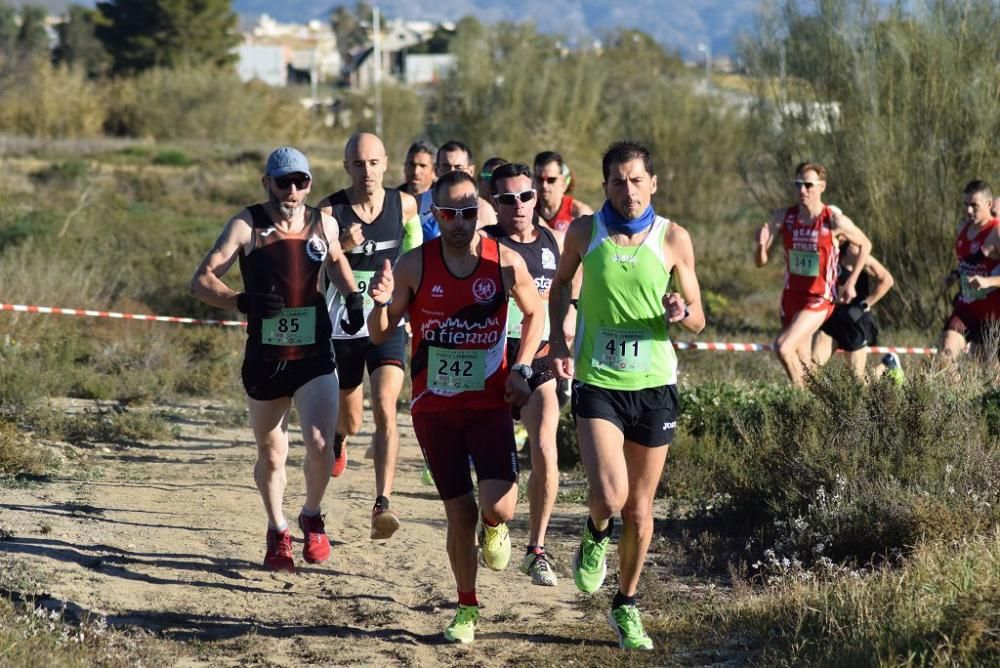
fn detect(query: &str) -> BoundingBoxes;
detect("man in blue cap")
[191,146,365,572]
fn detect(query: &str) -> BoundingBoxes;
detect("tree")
[54,5,111,78]
[330,2,373,63]
[16,5,48,58]
[95,0,239,75]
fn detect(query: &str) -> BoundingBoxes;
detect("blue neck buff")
[600,200,656,235]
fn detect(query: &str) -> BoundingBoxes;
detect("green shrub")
[151,148,192,166]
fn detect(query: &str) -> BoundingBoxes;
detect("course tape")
[0,302,937,354]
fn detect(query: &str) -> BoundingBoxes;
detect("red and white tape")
[0,303,246,328]
[0,302,937,354]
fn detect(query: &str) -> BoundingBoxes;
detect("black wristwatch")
[511,363,533,380]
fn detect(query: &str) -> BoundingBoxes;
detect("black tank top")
[238,204,332,362]
[325,188,404,338]
[836,243,871,302]
[483,223,560,343]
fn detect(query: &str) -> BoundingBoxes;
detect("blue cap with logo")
[265,146,311,178]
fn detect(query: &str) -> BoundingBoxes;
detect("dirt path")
[0,400,619,666]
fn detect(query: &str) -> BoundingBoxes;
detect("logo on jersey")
[541,248,557,270]
[361,239,378,256]
[663,420,677,431]
[431,284,445,297]
[612,253,639,265]
[305,234,328,262]
[421,316,502,345]
[971,241,980,254]
[472,278,498,304]
[534,276,553,293]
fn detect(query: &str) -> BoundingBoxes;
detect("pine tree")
[95,0,239,75]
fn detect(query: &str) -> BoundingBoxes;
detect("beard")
[269,190,302,220]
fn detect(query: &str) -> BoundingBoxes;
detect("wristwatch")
[511,363,534,380]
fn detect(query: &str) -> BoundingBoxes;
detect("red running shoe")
[331,441,347,478]
[263,527,295,572]
[297,513,331,564]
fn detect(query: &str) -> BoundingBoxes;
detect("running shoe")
[520,550,557,586]
[263,527,295,572]
[297,513,331,564]
[421,465,435,487]
[331,440,347,478]
[608,604,653,650]
[370,503,400,540]
[572,523,609,593]
[478,521,511,571]
[443,604,479,643]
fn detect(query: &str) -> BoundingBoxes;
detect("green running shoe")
[608,604,653,650]
[478,521,511,571]
[444,604,479,643]
[572,523,609,593]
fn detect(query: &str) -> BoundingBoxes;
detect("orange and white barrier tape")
[0,302,937,354]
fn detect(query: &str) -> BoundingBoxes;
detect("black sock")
[374,495,389,511]
[612,590,636,610]
[587,516,614,541]
[334,432,345,457]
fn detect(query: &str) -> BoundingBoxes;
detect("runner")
[939,180,1000,362]
[478,156,508,205]
[992,196,1000,218]
[482,161,572,587]
[398,140,436,198]
[317,132,419,539]
[812,235,895,378]
[419,140,498,241]
[190,146,363,571]
[534,151,593,233]
[366,169,544,643]
[755,162,872,387]
[549,140,705,650]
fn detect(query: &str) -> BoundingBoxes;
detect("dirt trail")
[0,400,611,666]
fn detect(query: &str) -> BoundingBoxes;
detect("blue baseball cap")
[265,146,311,178]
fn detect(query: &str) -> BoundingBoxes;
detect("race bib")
[351,270,376,311]
[789,249,820,277]
[261,307,315,346]
[428,347,486,392]
[506,300,551,340]
[961,274,990,302]
[594,325,652,372]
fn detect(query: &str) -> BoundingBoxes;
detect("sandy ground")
[0,399,634,667]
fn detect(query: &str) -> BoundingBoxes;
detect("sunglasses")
[495,189,536,206]
[534,176,560,185]
[434,205,479,221]
[273,174,311,189]
[793,179,818,190]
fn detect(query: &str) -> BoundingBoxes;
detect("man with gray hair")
[190,147,363,572]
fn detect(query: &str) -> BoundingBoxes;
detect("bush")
[0,57,106,137]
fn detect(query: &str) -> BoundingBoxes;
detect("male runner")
[482,161,571,586]
[478,156,508,205]
[549,140,705,650]
[812,236,895,378]
[418,140,498,241]
[317,132,420,539]
[939,180,1000,361]
[534,151,593,233]
[398,140,436,197]
[367,169,544,643]
[190,147,363,571]
[755,162,872,387]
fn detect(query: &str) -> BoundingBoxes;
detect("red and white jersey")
[955,218,1000,306]
[781,205,839,301]
[409,236,509,414]
[538,195,575,232]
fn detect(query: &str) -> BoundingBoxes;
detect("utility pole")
[697,42,712,81]
[373,6,383,137]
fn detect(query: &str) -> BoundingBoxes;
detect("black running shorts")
[241,354,336,401]
[820,304,879,352]
[332,327,407,390]
[572,382,679,447]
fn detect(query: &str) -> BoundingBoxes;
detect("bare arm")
[571,199,593,217]
[502,249,545,367]
[831,211,872,303]
[755,210,782,267]
[665,223,705,333]
[366,251,419,345]
[861,256,894,307]
[189,211,253,310]
[549,215,590,379]
[320,212,359,296]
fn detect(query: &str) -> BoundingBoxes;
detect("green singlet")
[574,212,678,389]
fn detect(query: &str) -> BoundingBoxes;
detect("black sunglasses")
[273,174,311,189]
[534,175,559,185]
[435,205,479,221]
[495,189,536,206]
[793,179,818,190]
